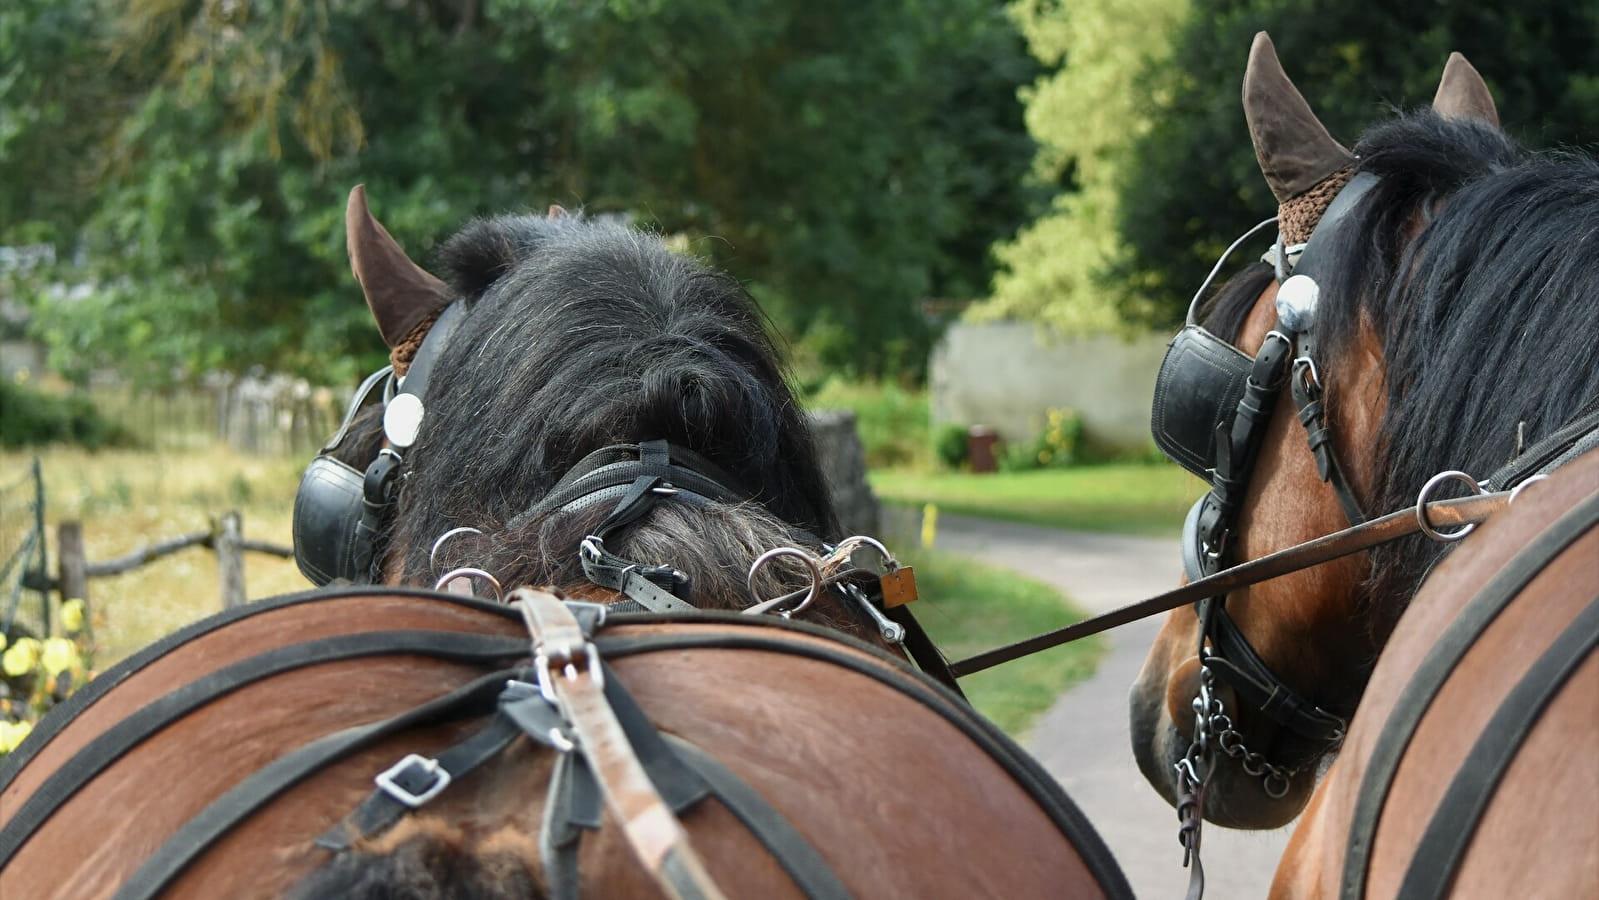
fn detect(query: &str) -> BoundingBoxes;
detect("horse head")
[293,188,888,640]
[1128,32,1599,829]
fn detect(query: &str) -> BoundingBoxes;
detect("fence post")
[57,521,88,608]
[32,457,50,636]
[215,511,246,609]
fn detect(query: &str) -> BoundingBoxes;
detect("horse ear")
[345,185,451,349]
[1433,52,1500,127]
[548,204,569,218]
[1242,31,1356,204]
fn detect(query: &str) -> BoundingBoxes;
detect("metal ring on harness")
[1416,470,1485,542]
[744,547,822,618]
[433,566,503,601]
[429,527,483,573]
[1509,473,1550,505]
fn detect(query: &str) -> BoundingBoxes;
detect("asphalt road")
[925,512,1295,900]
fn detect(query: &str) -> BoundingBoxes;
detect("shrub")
[932,422,970,470]
[0,379,135,450]
[997,407,1085,471]
[803,376,929,469]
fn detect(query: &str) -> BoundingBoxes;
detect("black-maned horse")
[0,189,1132,900]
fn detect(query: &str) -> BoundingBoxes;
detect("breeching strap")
[949,491,1510,677]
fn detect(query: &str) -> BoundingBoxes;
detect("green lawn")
[871,462,1206,537]
[891,547,1104,738]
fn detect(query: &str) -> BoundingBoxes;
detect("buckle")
[374,753,452,808]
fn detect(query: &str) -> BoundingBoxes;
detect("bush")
[803,377,929,469]
[0,379,136,450]
[932,422,970,470]
[997,407,1084,472]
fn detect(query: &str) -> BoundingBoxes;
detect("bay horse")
[1271,447,1598,898]
[1128,30,1599,838]
[0,190,1132,899]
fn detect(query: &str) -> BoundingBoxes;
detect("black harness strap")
[594,621,1135,900]
[0,585,514,791]
[1340,488,1599,900]
[665,735,856,900]
[1203,606,1346,743]
[110,669,519,900]
[1487,401,1599,491]
[1397,595,1599,900]
[0,629,526,870]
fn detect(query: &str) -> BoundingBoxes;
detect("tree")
[973,0,1190,335]
[1114,0,1599,326]
[3,0,1039,385]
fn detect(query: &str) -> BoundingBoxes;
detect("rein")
[948,490,1510,678]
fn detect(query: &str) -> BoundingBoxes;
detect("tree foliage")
[979,0,1598,333]
[1117,0,1599,326]
[1,0,1038,385]
[975,0,1189,335]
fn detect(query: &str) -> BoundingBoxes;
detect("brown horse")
[1270,448,1598,898]
[0,191,1132,898]
[1129,29,1599,835]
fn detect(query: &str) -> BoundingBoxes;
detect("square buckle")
[374,753,451,808]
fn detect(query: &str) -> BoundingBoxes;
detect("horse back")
[1,589,1129,899]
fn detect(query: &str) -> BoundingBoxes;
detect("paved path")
[926,512,1294,900]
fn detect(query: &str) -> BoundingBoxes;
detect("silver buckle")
[374,753,452,808]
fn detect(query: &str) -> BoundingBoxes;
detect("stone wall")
[808,409,879,538]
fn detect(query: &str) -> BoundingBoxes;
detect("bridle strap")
[1204,606,1346,742]
[946,491,1510,677]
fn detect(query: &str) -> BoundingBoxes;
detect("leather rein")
[947,489,1511,678]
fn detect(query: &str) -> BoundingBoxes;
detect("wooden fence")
[88,371,343,456]
[1,457,294,645]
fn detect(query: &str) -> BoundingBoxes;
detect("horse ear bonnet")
[293,187,460,586]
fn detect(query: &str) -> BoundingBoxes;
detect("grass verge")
[897,546,1105,738]
[871,462,1206,536]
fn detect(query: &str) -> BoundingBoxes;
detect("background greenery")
[7,1,1591,391]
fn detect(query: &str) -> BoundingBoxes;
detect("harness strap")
[1487,402,1599,490]
[0,630,527,870]
[109,669,518,900]
[1204,607,1346,743]
[1398,595,1599,900]
[516,588,729,900]
[947,491,1510,677]
[1340,487,1599,900]
[315,687,555,852]
[1290,353,1367,526]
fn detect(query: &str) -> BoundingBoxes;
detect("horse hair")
[334,213,858,629]
[289,818,544,899]
[1209,109,1599,640]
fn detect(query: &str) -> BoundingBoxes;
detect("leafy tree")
[2,0,1038,385]
[974,0,1190,335]
[1115,0,1599,326]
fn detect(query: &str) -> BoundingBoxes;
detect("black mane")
[1311,111,1599,630]
[342,213,849,623]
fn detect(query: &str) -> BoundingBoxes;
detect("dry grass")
[1,446,313,667]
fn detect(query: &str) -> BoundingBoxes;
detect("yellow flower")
[40,638,80,678]
[1037,450,1052,464]
[2,638,41,678]
[60,599,86,634]
[0,719,33,754]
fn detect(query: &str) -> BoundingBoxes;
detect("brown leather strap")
[948,491,1510,677]
[514,588,729,900]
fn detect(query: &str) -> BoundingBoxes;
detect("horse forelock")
[1312,111,1599,634]
[349,212,845,621]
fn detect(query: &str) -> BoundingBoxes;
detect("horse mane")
[335,213,853,627]
[1315,111,1599,634]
